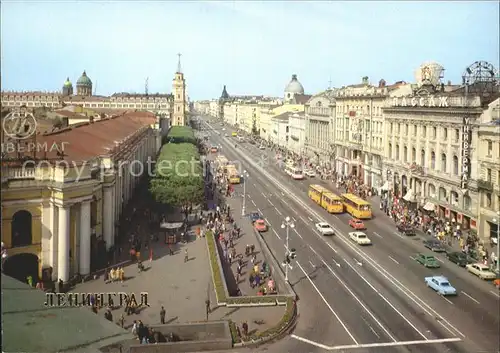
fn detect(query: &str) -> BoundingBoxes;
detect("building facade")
[304,90,336,162]
[1,111,162,283]
[288,112,306,155]
[333,76,391,187]
[172,56,187,126]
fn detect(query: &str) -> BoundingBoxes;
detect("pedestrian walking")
[184,249,189,263]
[160,306,166,324]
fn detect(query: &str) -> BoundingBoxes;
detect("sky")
[1,1,499,100]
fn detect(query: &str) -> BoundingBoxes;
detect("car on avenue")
[254,219,268,232]
[304,169,316,177]
[259,144,266,150]
[446,251,475,267]
[349,218,366,230]
[397,224,416,236]
[425,275,457,296]
[466,263,497,280]
[249,212,262,223]
[349,231,372,245]
[224,133,229,137]
[415,253,440,268]
[316,222,335,236]
[423,239,446,252]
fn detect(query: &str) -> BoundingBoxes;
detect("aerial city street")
[1,1,499,353]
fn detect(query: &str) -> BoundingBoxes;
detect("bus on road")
[341,193,372,219]
[226,165,241,184]
[308,184,329,204]
[321,192,344,214]
[284,165,304,180]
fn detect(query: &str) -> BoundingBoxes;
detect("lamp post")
[493,211,500,273]
[281,216,295,282]
[241,170,249,216]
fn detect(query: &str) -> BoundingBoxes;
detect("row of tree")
[149,126,204,212]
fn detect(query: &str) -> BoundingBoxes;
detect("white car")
[316,222,335,236]
[466,263,497,280]
[304,169,316,177]
[349,231,372,245]
[259,145,266,150]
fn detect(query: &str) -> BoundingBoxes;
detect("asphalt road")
[201,118,499,353]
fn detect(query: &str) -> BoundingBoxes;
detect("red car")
[254,219,268,232]
[349,218,366,230]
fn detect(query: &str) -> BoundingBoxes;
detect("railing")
[477,179,493,191]
[4,167,36,180]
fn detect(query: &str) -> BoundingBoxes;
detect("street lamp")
[492,211,500,273]
[241,170,249,216]
[281,216,295,282]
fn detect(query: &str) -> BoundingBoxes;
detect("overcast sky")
[1,1,498,100]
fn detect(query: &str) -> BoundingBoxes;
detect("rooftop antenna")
[328,77,332,90]
[145,77,149,96]
[93,81,97,95]
[177,53,182,73]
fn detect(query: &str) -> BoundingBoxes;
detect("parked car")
[249,212,262,223]
[349,218,366,230]
[446,251,474,267]
[316,222,335,236]
[254,219,268,232]
[466,263,497,280]
[425,275,457,296]
[304,169,316,177]
[415,253,440,268]
[423,239,446,252]
[349,231,372,245]
[397,224,416,236]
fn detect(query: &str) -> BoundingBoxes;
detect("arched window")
[388,143,393,159]
[450,191,459,206]
[463,195,472,210]
[395,144,400,160]
[411,147,416,162]
[420,149,425,167]
[441,153,447,172]
[453,155,459,175]
[11,210,33,247]
[403,146,408,162]
[431,151,436,169]
[439,187,447,201]
[428,183,436,197]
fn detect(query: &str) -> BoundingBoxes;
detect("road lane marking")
[326,242,337,253]
[264,218,270,224]
[281,192,285,196]
[435,257,444,263]
[261,192,267,198]
[251,200,256,206]
[353,258,363,266]
[490,290,500,298]
[309,260,316,268]
[392,231,404,239]
[361,316,380,339]
[441,296,454,305]
[219,128,466,338]
[292,217,297,222]
[252,183,257,187]
[373,232,382,238]
[332,215,340,220]
[295,261,359,345]
[275,207,283,215]
[290,335,461,351]
[409,256,415,260]
[293,229,304,239]
[308,216,314,222]
[257,208,262,214]
[300,216,308,224]
[272,229,281,240]
[461,291,480,304]
[331,258,341,267]
[343,259,428,340]
[268,200,275,207]
[323,260,397,342]
[388,256,399,265]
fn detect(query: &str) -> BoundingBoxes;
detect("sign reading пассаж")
[391,96,449,108]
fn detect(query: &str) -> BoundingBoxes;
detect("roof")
[63,95,108,102]
[293,94,312,104]
[1,274,133,353]
[111,92,173,98]
[9,111,156,164]
[76,71,92,86]
[285,74,305,94]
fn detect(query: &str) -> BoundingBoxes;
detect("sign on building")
[461,116,472,190]
[391,96,449,108]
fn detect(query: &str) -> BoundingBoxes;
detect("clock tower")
[172,53,187,126]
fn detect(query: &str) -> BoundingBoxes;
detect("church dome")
[77,71,92,87]
[63,77,72,87]
[285,74,304,94]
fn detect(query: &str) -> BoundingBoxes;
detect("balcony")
[477,179,493,191]
[3,167,36,181]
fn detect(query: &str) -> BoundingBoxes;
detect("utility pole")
[145,77,149,96]
[241,170,249,216]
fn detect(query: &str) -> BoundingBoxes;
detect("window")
[441,153,447,172]
[396,144,400,160]
[11,210,33,247]
[423,126,427,137]
[420,149,425,166]
[485,193,492,208]
[433,127,437,138]
[463,195,471,210]
[388,143,393,159]
[455,129,460,142]
[177,94,180,99]
[431,151,436,169]
[443,128,448,140]
[390,123,393,134]
[413,125,417,135]
[405,124,409,134]
[450,191,459,206]
[487,168,492,182]
[453,155,459,175]
[403,146,408,162]
[412,147,416,162]
[487,140,493,156]
[439,187,447,201]
[398,124,401,134]
[428,183,436,197]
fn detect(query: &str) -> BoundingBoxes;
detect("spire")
[177,53,182,73]
[221,85,229,99]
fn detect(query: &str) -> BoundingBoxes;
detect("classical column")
[103,187,114,249]
[79,201,91,275]
[57,205,70,282]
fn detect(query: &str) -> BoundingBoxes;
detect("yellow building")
[1,110,161,283]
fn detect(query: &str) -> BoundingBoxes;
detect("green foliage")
[206,231,228,303]
[166,126,196,144]
[149,142,204,208]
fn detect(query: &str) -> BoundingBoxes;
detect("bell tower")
[172,53,187,126]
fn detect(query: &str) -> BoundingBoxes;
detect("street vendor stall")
[160,222,185,244]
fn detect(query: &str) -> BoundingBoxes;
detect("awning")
[423,202,435,212]
[160,222,184,229]
[403,190,416,202]
[380,181,389,191]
